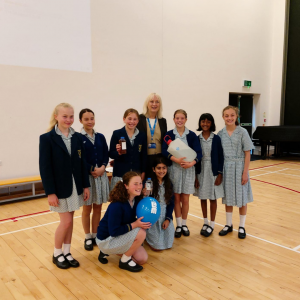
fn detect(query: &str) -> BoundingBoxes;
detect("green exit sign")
[243,80,252,87]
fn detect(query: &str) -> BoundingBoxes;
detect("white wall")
[0,0,286,180]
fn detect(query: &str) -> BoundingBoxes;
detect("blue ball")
[136,197,161,225]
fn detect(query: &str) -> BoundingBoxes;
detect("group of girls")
[39,93,254,272]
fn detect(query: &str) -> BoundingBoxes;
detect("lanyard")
[147,118,157,141]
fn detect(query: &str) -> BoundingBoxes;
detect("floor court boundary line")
[0,211,54,224]
[250,168,289,178]
[251,178,300,194]
[188,213,300,254]
[0,210,106,237]
[249,162,287,171]
[0,210,51,223]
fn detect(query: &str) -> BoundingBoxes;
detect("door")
[229,93,253,137]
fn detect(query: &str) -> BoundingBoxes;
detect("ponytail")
[47,103,74,132]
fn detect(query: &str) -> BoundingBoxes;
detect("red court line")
[0,210,50,223]
[249,162,287,171]
[251,178,300,194]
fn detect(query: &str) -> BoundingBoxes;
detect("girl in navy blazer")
[79,108,110,251]
[194,113,224,237]
[109,108,147,190]
[96,171,151,272]
[162,109,202,238]
[39,103,90,270]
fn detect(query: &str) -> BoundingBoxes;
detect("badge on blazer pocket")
[139,145,142,152]
[78,150,81,158]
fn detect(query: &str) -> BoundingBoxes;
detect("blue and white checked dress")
[50,125,84,213]
[194,132,224,200]
[168,127,195,194]
[218,126,254,207]
[146,183,175,250]
[81,129,109,206]
[110,128,139,191]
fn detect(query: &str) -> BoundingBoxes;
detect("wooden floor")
[1,159,300,300]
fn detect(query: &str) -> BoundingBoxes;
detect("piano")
[252,126,300,159]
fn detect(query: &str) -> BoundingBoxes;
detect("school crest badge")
[139,145,142,152]
[78,150,81,158]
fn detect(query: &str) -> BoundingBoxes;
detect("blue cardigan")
[81,133,109,174]
[97,199,140,240]
[39,128,90,198]
[109,127,147,177]
[162,129,202,166]
[195,134,224,176]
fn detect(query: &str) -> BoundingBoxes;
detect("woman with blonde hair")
[137,93,168,177]
[39,103,90,269]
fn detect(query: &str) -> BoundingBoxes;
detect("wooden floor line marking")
[277,172,300,178]
[250,168,288,178]
[249,162,287,171]
[0,210,51,222]
[0,211,54,224]
[293,245,300,251]
[188,213,300,253]
[250,178,300,194]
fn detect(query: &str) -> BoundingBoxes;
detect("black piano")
[252,126,300,159]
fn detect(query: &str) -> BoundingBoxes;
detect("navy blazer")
[81,133,109,174]
[195,134,224,176]
[97,199,140,240]
[109,127,147,177]
[162,129,202,166]
[39,128,90,198]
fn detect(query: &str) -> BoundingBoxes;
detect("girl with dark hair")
[96,172,151,272]
[194,113,224,237]
[79,108,109,251]
[145,156,175,250]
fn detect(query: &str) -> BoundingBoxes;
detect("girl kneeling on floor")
[96,172,151,272]
[145,156,175,250]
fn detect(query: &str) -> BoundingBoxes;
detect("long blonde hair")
[47,103,74,132]
[142,93,163,118]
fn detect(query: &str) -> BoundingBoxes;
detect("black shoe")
[182,225,190,236]
[119,259,143,272]
[200,224,208,236]
[64,253,80,268]
[84,238,94,251]
[202,225,214,237]
[92,237,97,246]
[238,227,246,239]
[219,225,233,236]
[174,226,182,238]
[52,254,70,269]
[98,251,109,264]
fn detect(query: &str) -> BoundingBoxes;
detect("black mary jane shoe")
[84,238,94,251]
[98,251,109,264]
[202,225,214,237]
[64,253,80,268]
[174,226,182,238]
[92,237,97,246]
[238,227,246,239]
[119,259,143,272]
[200,224,208,236]
[219,225,233,236]
[182,225,190,236]
[52,254,70,269]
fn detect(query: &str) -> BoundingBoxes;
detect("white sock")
[121,254,136,267]
[63,244,73,261]
[222,212,232,231]
[203,218,208,230]
[207,221,215,233]
[176,217,182,232]
[182,219,188,231]
[92,233,97,239]
[54,248,65,262]
[239,215,246,233]
[85,233,93,245]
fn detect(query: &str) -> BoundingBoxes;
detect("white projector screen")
[0,0,92,72]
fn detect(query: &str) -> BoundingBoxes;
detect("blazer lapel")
[50,128,69,154]
[71,133,79,156]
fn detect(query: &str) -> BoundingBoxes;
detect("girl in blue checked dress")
[218,106,254,239]
[79,108,110,251]
[194,113,224,237]
[145,156,175,250]
[162,109,202,238]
